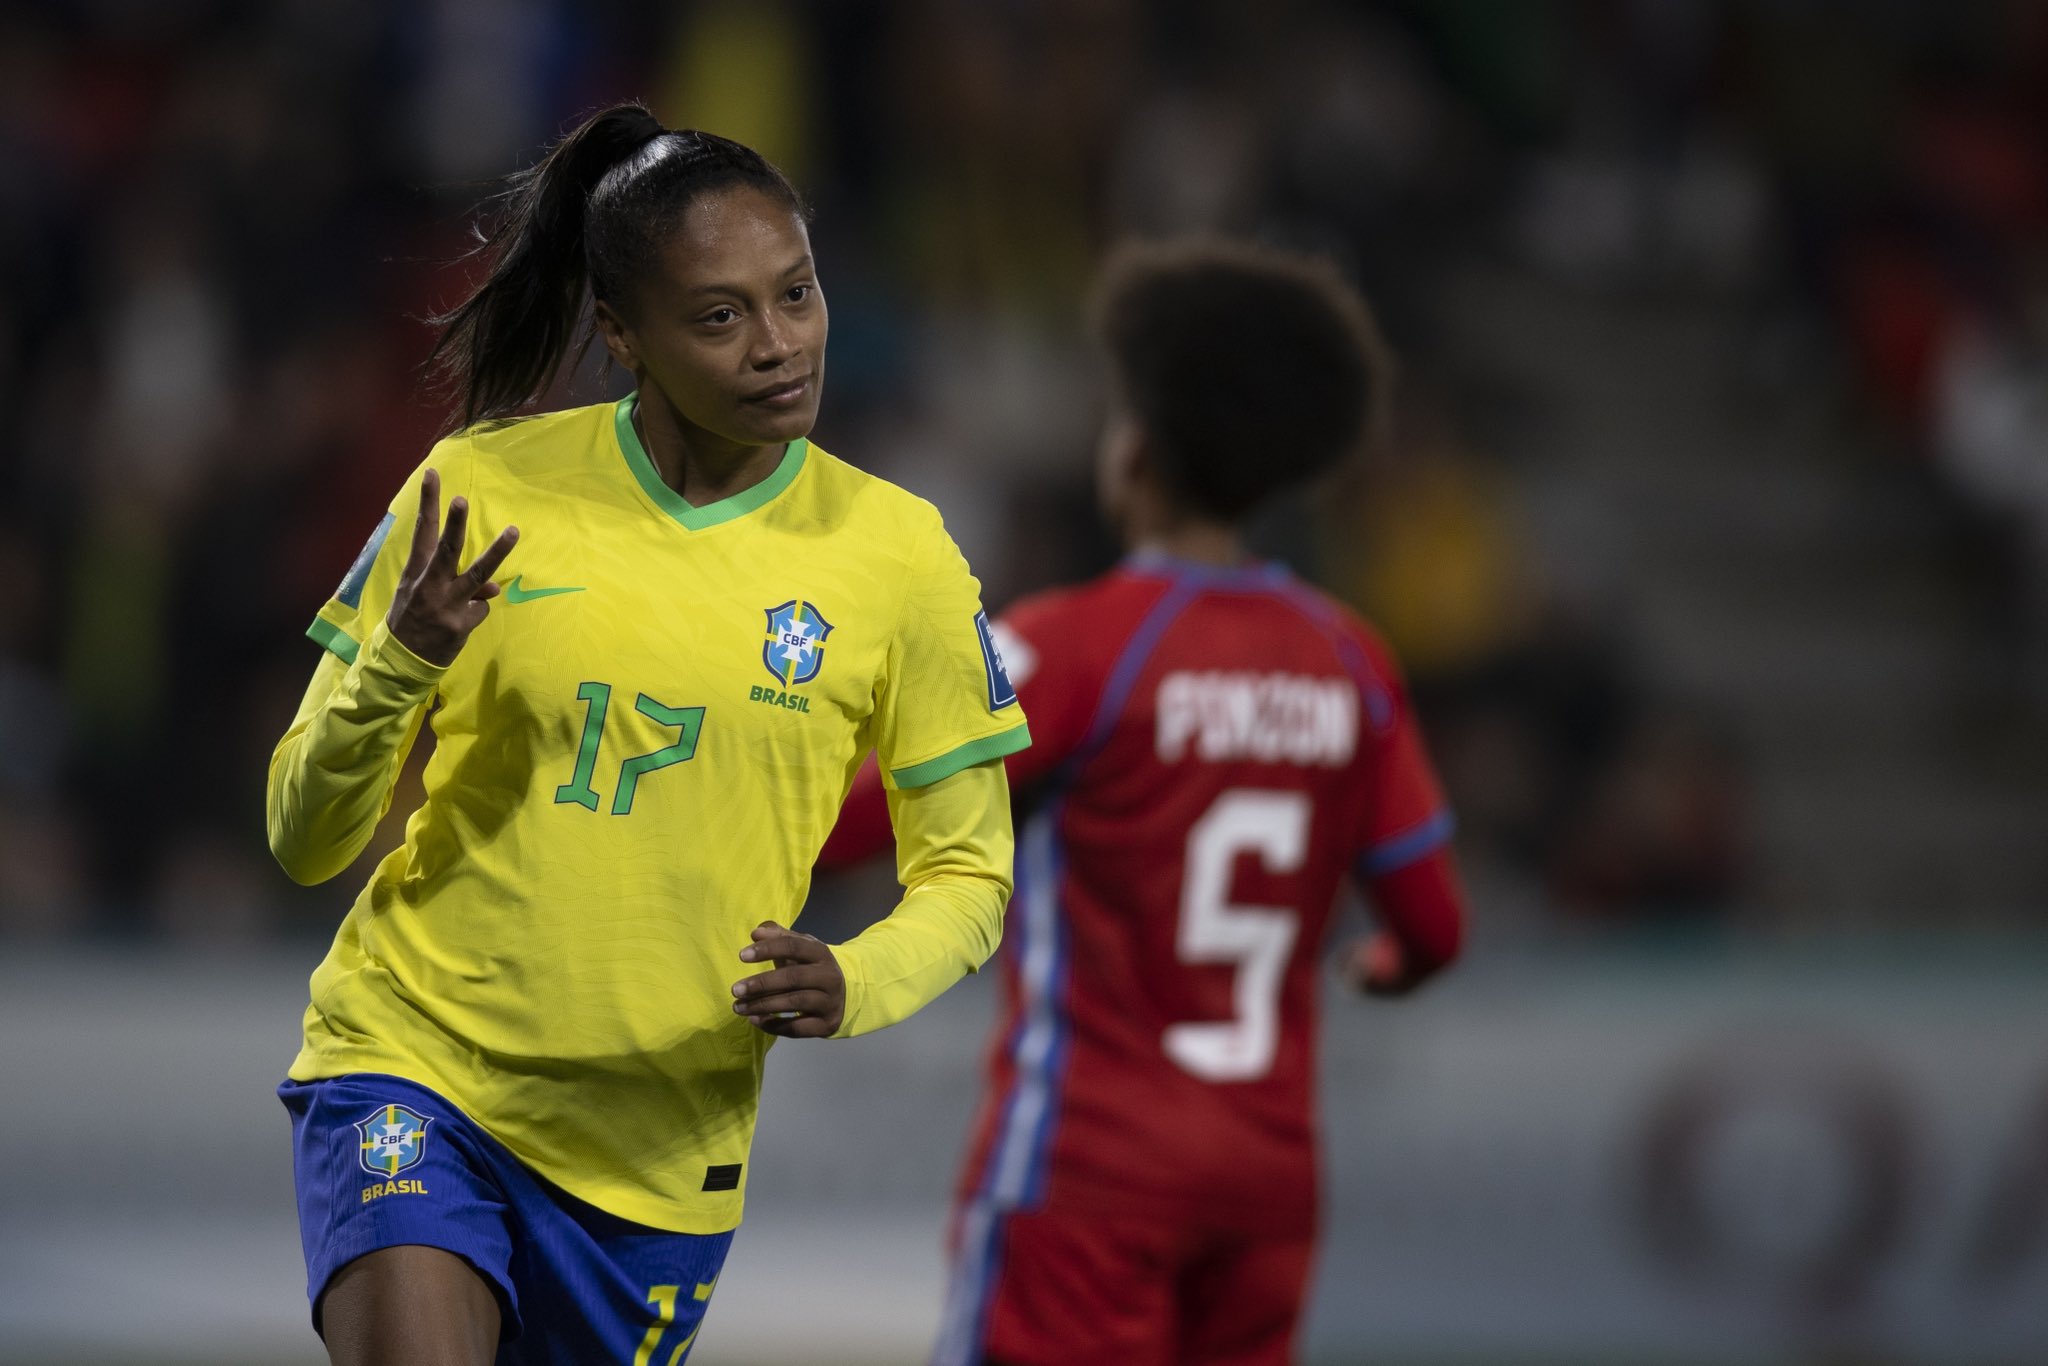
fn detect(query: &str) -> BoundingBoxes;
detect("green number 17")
[553,682,705,816]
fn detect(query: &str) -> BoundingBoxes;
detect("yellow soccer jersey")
[285,394,1029,1231]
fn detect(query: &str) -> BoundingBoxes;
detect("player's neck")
[633,391,786,509]
[1129,519,1247,569]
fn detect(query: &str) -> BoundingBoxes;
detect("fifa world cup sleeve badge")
[336,512,395,609]
[976,611,1018,711]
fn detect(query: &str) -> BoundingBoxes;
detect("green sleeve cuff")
[306,617,360,665]
[307,616,447,688]
[889,723,1032,789]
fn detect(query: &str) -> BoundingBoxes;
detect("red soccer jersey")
[954,554,1455,1238]
[942,552,1458,1236]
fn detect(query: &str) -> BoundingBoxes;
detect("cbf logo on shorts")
[763,600,833,687]
[356,1103,432,1178]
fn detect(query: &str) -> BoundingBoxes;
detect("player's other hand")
[1343,930,1420,998]
[387,467,519,666]
[732,921,846,1038]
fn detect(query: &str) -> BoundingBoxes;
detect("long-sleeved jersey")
[270,394,1029,1233]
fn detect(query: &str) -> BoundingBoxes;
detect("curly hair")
[1091,238,1392,520]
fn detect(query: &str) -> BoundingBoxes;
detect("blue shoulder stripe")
[1357,809,1456,878]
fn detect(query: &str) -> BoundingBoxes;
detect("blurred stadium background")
[3,1,2047,1363]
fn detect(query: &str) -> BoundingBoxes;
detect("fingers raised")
[434,495,471,575]
[403,469,442,580]
[458,525,520,599]
[384,473,520,667]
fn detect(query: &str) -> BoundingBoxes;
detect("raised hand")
[386,468,520,666]
[730,920,846,1038]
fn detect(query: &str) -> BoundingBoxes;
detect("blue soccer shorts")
[280,1072,731,1364]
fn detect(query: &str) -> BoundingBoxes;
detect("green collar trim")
[614,392,807,531]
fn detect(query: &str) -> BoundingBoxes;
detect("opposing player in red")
[821,239,1468,1366]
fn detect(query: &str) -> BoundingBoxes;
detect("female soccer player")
[266,102,1029,1366]
[822,240,1468,1366]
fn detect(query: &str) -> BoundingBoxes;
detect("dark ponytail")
[427,101,806,432]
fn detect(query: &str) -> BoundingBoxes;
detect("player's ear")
[1095,407,1151,521]
[593,298,638,372]
[1096,409,1140,478]
[1122,423,1172,496]
[1129,429,1167,483]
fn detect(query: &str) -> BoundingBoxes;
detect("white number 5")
[1164,789,1309,1082]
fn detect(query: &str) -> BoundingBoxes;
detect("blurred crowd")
[1,0,2043,940]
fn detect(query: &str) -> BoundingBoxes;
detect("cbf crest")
[356,1103,432,1178]
[763,600,834,687]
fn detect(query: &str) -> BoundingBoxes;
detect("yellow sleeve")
[265,619,445,886]
[831,757,1013,1037]
[870,506,1031,790]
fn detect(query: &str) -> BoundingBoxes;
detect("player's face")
[602,184,827,450]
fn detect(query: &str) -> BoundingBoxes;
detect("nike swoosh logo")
[503,575,585,603]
